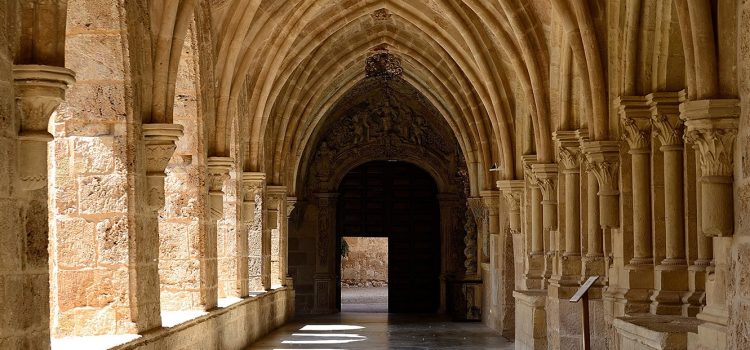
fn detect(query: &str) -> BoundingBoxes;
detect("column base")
[513,290,547,350]
[612,264,654,316]
[682,265,707,317]
[650,264,689,315]
[688,321,728,350]
[613,314,701,350]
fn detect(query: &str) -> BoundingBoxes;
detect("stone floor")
[341,287,388,313]
[247,312,514,349]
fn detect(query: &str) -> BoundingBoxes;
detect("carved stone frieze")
[463,207,478,276]
[365,50,402,79]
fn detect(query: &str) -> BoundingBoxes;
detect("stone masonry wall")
[341,237,388,287]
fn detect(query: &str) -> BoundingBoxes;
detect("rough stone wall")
[340,237,388,287]
[288,202,318,313]
[729,1,750,348]
[49,0,136,336]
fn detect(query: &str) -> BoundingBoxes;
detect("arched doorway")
[336,161,441,313]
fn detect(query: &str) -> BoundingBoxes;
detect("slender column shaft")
[661,145,686,264]
[587,171,603,257]
[631,149,653,263]
[530,186,544,255]
[564,171,581,256]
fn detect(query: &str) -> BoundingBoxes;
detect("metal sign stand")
[570,276,599,350]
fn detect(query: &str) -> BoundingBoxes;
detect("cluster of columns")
[499,92,739,349]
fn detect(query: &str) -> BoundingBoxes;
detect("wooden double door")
[337,161,441,313]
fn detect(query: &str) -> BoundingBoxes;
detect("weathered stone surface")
[78,175,127,214]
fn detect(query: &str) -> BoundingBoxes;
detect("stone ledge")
[513,290,547,307]
[108,287,293,350]
[613,314,702,350]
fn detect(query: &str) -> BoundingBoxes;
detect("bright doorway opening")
[340,237,388,313]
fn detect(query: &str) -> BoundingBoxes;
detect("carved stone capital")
[648,92,684,147]
[531,163,558,202]
[467,197,487,225]
[681,99,740,178]
[207,157,233,221]
[583,140,621,228]
[681,99,739,237]
[616,96,652,151]
[241,172,265,224]
[286,197,298,218]
[554,130,583,171]
[14,65,75,137]
[497,180,524,211]
[14,65,75,190]
[142,124,183,212]
[207,157,232,193]
[143,124,183,175]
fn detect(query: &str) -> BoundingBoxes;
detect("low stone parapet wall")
[111,288,294,350]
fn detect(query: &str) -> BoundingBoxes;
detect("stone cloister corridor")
[2,0,750,349]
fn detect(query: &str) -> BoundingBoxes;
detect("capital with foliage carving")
[554,130,583,172]
[583,140,621,228]
[681,99,740,178]
[616,96,652,152]
[648,92,683,148]
[497,180,525,235]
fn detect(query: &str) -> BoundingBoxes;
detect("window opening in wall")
[340,237,389,313]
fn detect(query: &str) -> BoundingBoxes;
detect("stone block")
[0,201,21,269]
[52,176,78,215]
[57,268,128,312]
[56,217,96,268]
[64,34,125,81]
[24,195,50,269]
[66,0,122,32]
[78,174,128,214]
[59,83,127,122]
[96,216,129,265]
[73,136,115,175]
[159,221,193,260]
[159,259,201,289]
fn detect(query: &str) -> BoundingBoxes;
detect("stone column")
[266,186,287,288]
[497,180,525,290]
[204,157,232,309]
[313,192,338,313]
[285,197,297,287]
[242,172,266,292]
[648,93,688,315]
[550,131,583,295]
[681,99,739,344]
[12,65,74,343]
[532,163,558,287]
[525,164,545,289]
[618,96,654,314]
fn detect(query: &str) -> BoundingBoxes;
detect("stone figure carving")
[410,116,427,145]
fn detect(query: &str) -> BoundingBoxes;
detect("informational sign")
[570,276,599,303]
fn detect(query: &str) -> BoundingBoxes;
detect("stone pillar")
[681,99,739,349]
[285,197,297,287]
[12,65,74,344]
[582,141,618,284]
[547,131,585,349]
[531,163,558,287]
[497,180,525,290]
[242,172,266,292]
[313,192,338,313]
[618,96,654,314]
[526,165,545,289]
[204,157,232,309]
[266,186,287,288]
[648,93,688,315]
